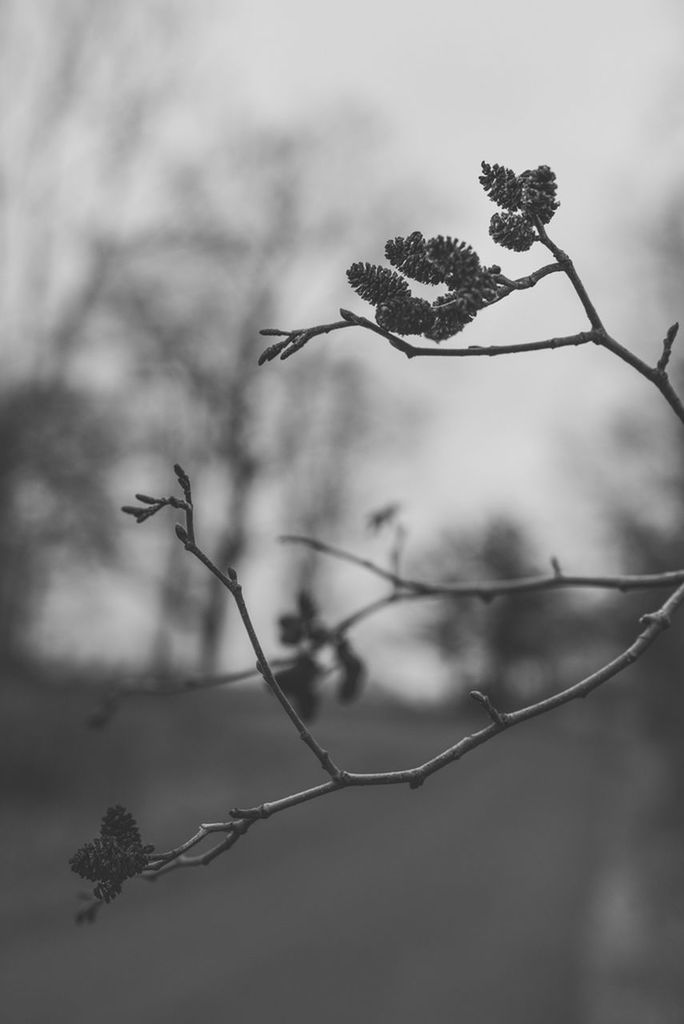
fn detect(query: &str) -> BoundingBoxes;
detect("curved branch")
[281,534,684,598]
[536,222,684,427]
[180,536,343,781]
[535,220,605,331]
[597,330,684,426]
[493,262,564,293]
[142,580,684,875]
[260,310,598,363]
[121,468,343,781]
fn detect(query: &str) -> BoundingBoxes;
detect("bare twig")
[469,689,507,726]
[534,220,606,332]
[493,262,564,294]
[260,309,599,363]
[140,577,684,877]
[280,533,684,598]
[124,470,343,781]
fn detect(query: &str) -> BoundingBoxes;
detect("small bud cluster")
[347,231,505,343]
[480,161,559,251]
[70,805,154,905]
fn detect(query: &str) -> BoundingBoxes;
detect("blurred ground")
[1,674,631,1024]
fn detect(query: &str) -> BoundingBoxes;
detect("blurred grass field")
[1,675,629,1023]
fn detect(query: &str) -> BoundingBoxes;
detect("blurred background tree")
[0,0,403,676]
[574,186,684,1020]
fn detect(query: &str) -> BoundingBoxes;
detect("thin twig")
[158,482,343,781]
[144,578,684,874]
[597,330,684,426]
[179,537,343,780]
[534,220,605,331]
[535,222,684,427]
[122,473,343,780]
[259,308,598,363]
[281,534,684,597]
[493,262,564,293]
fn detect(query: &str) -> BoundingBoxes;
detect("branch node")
[230,805,269,820]
[639,610,671,630]
[469,689,507,726]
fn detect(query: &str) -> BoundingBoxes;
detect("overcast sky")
[14,0,684,691]
[186,0,684,693]
[200,0,684,556]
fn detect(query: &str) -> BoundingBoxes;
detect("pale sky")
[21,0,684,694]
[189,0,684,694]
[209,0,684,551]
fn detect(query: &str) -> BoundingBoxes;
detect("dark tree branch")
[260,310,599,363]
[137,576,684,877]
[280,534,684,598]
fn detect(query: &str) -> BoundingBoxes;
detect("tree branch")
[138,577,684,877]
[260,310,599,363]
[124,467,343,782]
[280,533,684,598]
